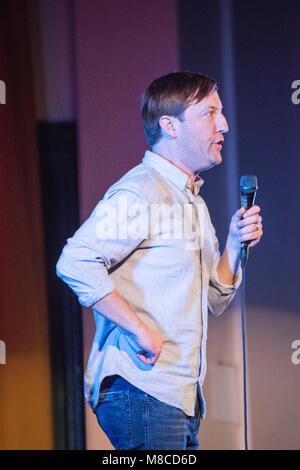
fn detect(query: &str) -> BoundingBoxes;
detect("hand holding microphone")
[239,175,262,266]
[227,175,263,267]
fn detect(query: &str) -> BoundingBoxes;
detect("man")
[56,72,263,450]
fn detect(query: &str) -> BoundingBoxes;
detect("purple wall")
[74,0,178,220]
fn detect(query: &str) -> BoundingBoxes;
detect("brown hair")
[141,71,217,146]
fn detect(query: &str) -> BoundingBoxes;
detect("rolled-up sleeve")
[207,239,242,317]
[56,189,149,307]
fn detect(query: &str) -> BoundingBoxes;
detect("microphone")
[240,175,258,267]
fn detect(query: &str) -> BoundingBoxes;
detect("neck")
[152,142,195,177]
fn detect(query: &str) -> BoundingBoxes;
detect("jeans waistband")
[100,375,201,418]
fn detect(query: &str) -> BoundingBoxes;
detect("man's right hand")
[134,324,164,365]
[92,289,164,365]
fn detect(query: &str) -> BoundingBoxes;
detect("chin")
[197,152,222,172]
[205,156,222,171]
[213,152,222,165]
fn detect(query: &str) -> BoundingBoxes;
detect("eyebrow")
[205,105,223,112]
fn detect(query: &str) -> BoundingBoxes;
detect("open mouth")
[213,140,223,148]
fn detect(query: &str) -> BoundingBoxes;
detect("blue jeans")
[95,375,201,450]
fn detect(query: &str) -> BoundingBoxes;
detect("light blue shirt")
[56,151,242,417]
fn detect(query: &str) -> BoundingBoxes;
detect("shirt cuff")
[78,277,115,308]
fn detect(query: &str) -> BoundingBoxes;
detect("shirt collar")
[142,150,204,196]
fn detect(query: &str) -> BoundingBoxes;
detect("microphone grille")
[240,175,258,193]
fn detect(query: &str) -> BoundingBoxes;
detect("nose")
[217,112,229,134]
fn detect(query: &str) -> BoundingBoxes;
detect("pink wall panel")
[74,0,179,220]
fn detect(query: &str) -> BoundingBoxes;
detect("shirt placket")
[183,187,205,383]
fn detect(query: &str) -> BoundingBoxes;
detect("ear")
[159,115,177,139]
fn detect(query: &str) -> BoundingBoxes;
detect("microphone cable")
[240,255,248,450]
[239,175,258,450]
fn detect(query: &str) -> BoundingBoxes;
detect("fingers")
[242,205,260,217]
[232,205,261,226]
[238,221,263,242]
[238,221,263,235]
[238,214,262,228]
[135,325,164,365]
[237,206,262,233]
[234,205,263,245]
[248,238,260,248]
[239,227,262,242]
[136,352,159,365]
[232,207,246,222]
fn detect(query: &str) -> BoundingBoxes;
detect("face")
[175,91,228,172]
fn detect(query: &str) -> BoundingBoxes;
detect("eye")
[206,110,215,118]
[201,109,217,119]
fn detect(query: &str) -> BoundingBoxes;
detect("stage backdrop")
[73,0,300,449]
[33,0,300,449]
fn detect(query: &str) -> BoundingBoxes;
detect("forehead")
[187,91,223,113]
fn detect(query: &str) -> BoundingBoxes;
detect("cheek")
[180,123,213,149]
[196,132,211,148]
[195,123,214,140]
